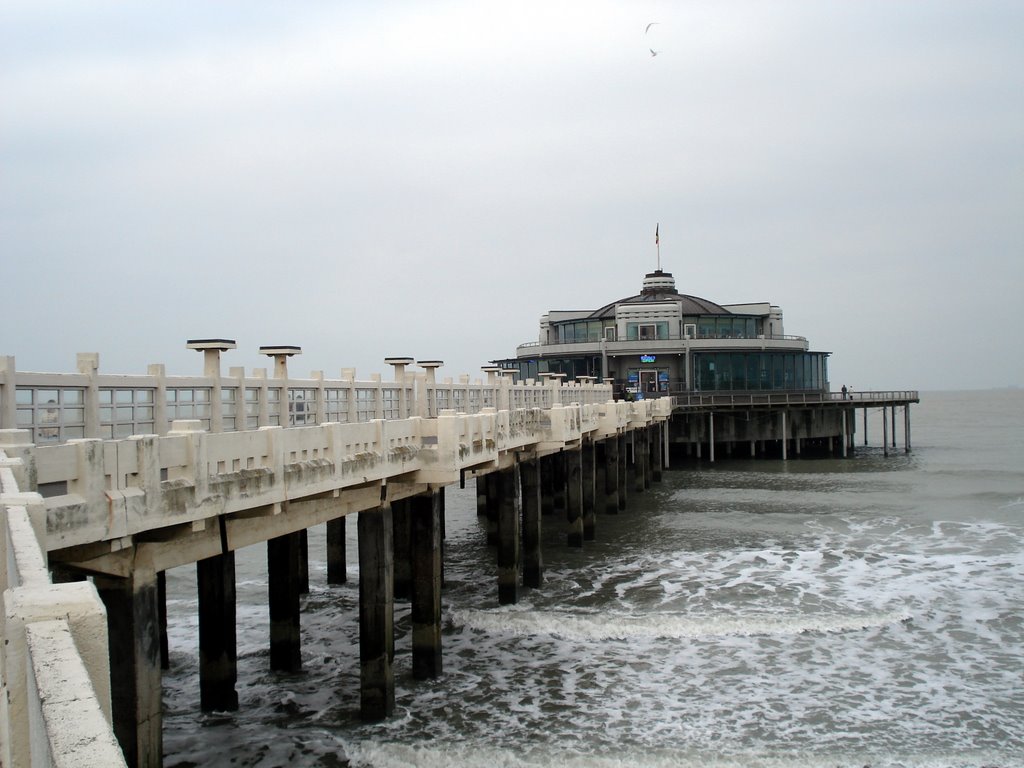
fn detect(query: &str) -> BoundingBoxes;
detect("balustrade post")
[0,355,14,429]
[417,361,443,418]
[77,352,101,438]
[385,357,414,418]
[187,339,236,433]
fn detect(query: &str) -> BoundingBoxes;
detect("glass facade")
[693,351,828,392]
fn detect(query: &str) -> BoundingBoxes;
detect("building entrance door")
[639,370,659,395]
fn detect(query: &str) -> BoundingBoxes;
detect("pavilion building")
[496,269,830,397]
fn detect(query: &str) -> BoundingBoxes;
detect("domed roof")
[586,270,731,319]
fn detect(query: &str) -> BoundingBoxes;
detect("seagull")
[645,21,659,34]
[649,48,658,56]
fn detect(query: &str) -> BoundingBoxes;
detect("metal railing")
[671,390,920,409]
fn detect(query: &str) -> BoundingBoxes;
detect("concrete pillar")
[268,531,302,672]
[650,423,663,482]
[566,448,584,547]
[708,412,715,463]
[540,454,555,517]
[94,568,162,768]
[476,473,489,517]
[521,458,543,588]
[197,552,239,711]
[616,433,627,511]
[863,407,869,445]
[841,407,848,458]
[392,498,412,600]
[327,516,347,584]
[485,471,501,544]
[603,437,619,515]
[780,411,788,461]
[410,489,443,680]
[581,441,596,541]
[299,528,309,595]
[882,407,890,457]
[157,570,169,670]
[634,429,647,493]
[552,451,567,517]
[359,503,395,720]
[904,405,912,453]
[891,405,897,448]
[497,465,522,605]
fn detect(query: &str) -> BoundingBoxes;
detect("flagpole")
[655,223,660,271]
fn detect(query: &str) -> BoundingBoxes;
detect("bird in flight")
[645,22,659,56]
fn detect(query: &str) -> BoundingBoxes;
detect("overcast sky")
[2,1,1021,391]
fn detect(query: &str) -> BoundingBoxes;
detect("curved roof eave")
[586,293,731,319]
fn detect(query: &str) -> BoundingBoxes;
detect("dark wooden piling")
[267,531,302,672]
[411,489,443,680]
[197,552,239,711]
[497,465,522,605]
[520,458,543,588]
[565,448,584,548]
[358,503,395,720]
[581,440,596,541]
[326,515,347,584]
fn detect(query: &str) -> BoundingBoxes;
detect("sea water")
[162,390,1024,767]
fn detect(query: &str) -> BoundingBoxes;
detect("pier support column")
[299,529,309,595]
[392,498,412,600]
[651,423,663,482]
[863,408,869,446]
[841,408,848,458]
[485,471,500,544]
[521,458,543,588]
[708,412,715,463]
[581,441,596,541]
[327,515,347,585]
[882,407,890,457]
[603,437,619,515]
[359,503,395,720]
[268,531,302,672]
[904,405,912,453]
[634,429,647,493]
[198,552,239,712]
[566,448,584,547]
[891,405,897,449]
[780,411,788,461]
[497,465,522,605]
[411,489,443,680]
[616,433,628,510]
[552,452,567,518]
[157,570,169,671]
[476,473,489,517]
[540,454,555,517]
[94,567,162,768]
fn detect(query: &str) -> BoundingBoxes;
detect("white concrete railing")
[0,444,126,767]
[28,397,670,553]
[0,355,612,446]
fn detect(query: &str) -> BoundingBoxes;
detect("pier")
[0,347,916,767]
